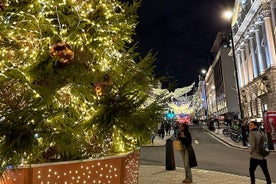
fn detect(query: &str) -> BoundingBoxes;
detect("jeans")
[249,157,271,184]
[179,146,192,180]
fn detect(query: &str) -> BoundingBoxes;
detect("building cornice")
[233,0,262,46]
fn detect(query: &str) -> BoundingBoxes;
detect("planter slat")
[1,151,139,184]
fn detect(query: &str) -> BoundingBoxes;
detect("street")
[139,125,276,182]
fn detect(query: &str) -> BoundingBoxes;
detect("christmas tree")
[0,0,167,173]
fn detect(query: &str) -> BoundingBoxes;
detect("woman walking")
[177,123,197,183]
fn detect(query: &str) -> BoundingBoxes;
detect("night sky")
[135,0,235,89]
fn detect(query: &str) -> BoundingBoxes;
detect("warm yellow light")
[223,10,233,21]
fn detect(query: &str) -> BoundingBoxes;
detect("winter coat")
[249,128,267,159]
[178,131,198,168]
[186,144,198,168]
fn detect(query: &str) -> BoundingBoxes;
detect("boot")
[182,178,192,183]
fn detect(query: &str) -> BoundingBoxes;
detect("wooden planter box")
[1,151,140,184]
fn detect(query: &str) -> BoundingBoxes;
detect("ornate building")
[232,0,276,119]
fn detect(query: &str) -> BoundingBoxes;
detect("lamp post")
[223,10,244,120]
[199,69,207,121]
[201,69,207,119]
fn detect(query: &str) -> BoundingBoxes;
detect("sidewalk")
[138,165,267,184]
[203,125,276,151]
[138,126,275,184]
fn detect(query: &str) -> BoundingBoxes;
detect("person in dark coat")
[160,122,165,139]
[177,123,197,183]
[241,119,249,146]
[226,116,232,128]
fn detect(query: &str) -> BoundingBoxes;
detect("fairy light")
[0,0,145,183]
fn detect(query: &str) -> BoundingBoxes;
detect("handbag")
[173,140,183,151]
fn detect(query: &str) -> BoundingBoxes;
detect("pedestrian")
[165,121,171,136]
[241,119,249,146]
[226,116,232,128]
[160,122,165,139]
[151,131,155,145]
[177,123,197,183]
[248,121,271,184]
[208,118,215,131]
[173,122,179,139]
[214,118,220,129]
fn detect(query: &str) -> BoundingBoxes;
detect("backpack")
[258,131,270,157]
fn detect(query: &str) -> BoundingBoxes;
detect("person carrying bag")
[248,121,271,184]
[258,130,270,157]
[177,123,197,183]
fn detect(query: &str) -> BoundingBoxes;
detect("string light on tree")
[0,0,168,177]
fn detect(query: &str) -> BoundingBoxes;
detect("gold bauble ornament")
[50,42,74,63]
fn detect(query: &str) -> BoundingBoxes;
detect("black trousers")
[249,157,271,184]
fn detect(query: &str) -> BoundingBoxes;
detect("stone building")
[231,0,276,119]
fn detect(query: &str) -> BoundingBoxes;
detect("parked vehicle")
[230,128,242,143]
[223,127,231,137]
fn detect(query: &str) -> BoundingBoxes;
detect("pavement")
[138,124,276,184]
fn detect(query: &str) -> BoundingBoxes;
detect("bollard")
[165,139,175,170]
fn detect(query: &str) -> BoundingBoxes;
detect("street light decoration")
[173,82,195,100]
[166,110,175,120]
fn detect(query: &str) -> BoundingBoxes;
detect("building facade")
[232,0,276,119]
[205,32,240,119]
